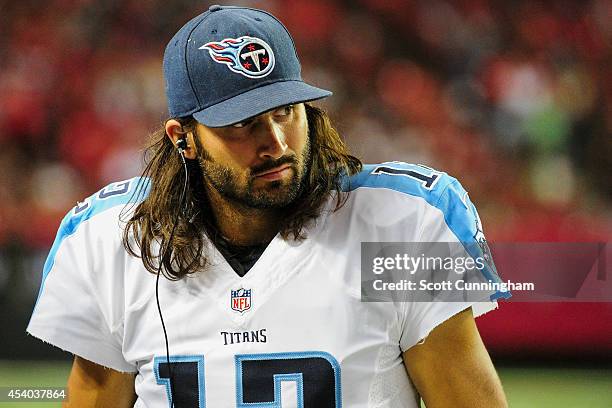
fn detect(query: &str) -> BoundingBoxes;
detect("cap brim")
[192,80,331,127]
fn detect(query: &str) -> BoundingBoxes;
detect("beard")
[197,139,311,209]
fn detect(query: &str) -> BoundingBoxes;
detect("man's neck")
[205,184,282,246]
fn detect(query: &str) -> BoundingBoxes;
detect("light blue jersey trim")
[341,162,511,301]
[30,177,151,315]
[341,162,448,202]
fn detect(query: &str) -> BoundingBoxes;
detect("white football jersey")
[28,162,505,408]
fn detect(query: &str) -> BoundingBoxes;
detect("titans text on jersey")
[220,329,267,346]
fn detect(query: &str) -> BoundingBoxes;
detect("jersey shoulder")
[32,177,151,318]
[58,176,150,237]
[339,162,480,242]
[338,162,510,300]
[340,162,465,209]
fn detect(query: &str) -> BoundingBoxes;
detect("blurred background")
[0,0,610,406]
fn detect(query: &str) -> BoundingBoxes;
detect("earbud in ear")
[177,137,188,152]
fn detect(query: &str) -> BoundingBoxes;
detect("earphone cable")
[155,148,188,408]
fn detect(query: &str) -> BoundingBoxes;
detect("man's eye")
[275,105,294,117]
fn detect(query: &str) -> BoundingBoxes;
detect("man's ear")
[165,119,197,160]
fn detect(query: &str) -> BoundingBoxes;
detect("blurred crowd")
[1,0,611,255]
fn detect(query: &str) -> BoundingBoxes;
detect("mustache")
[250,155,298,176]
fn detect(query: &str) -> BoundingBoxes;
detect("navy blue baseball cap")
[163,5,332,127]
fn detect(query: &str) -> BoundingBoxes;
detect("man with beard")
[27,5,508,407]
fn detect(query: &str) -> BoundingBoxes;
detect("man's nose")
[256,119,288,160]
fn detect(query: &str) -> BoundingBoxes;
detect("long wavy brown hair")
[122,104,362,280]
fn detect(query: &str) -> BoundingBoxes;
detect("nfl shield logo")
[230,288,252,313]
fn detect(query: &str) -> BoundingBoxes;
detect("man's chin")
[248,191,297,209]
[243,181,302,208]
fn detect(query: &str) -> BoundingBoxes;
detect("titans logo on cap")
[200,36,275,79]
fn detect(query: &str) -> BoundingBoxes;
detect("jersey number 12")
[154,351,342,408]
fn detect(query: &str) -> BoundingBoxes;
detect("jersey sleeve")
[27,182,141,373]
[398,176,508,351]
